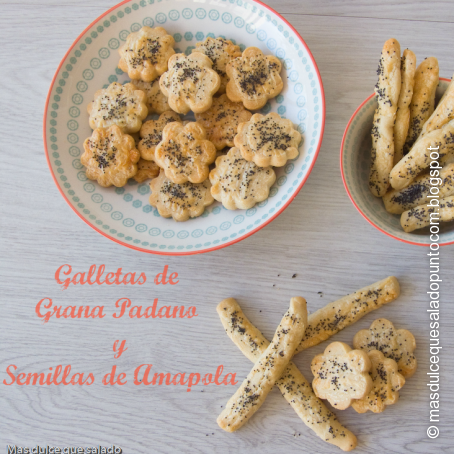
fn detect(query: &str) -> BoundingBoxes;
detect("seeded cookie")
[193,37,241,94]
[118,26,175,82]
[133,158,160,183]
[226,47,283,110]
[138,111,181,161]
[131,79,170,114]
[352,350,405,414]
[154,122,216,184]
[159,52,221,114]
[235,112,301,167]
[311,342,373,410]
[149,170,214,221]
[81,125,140,187]
[87,82,148,133]
[353,319,417,378]
[209,147,276,210]
[194,94,252,150]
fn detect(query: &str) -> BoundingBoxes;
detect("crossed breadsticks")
[216,276,400,452]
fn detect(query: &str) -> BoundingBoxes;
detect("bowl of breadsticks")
[341,38,454,246]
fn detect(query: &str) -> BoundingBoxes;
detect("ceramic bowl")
[341,77,454,246]
[44,0,325,255]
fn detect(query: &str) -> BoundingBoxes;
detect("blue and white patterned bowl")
[44,0,325,255]
[341,78,454,246]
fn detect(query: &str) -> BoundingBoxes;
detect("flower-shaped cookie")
[81,125,140,187]
[149,170,214,221]
[138,111,181,161]
[235,112,302,167]
[159,52,221,114]
[352,350,405,414]
[87,82,148,133]
[193,37,241,94]
[226,47,283,110]
[133,158,160,183]
[195,94,252,150]
[311,341,373,410]
[131,79,170,114]
[209,147,276,210]
[118,26,175,82]
[154,122,216,184]
[353,319,417,378]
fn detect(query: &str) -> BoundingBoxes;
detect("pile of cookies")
[80,26,302,222]
[369,38,454,232]
[216,276,417,451]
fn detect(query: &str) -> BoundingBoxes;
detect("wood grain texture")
[1,1,454,453]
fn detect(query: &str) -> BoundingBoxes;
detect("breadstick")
[402,57,439,155]
[420,71,454,137]
[217,297,307,433]
[390,119,454,190]
[294,276,400,355]
[400,195,454,232]
[383,163,454,214]
[440,149,454,167]
[394,49,416,165]
[217,298,357,452]
[369,38,401,197]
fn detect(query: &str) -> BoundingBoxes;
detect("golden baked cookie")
[159,52,221,114]
[133,158,160,183]
[138,111,181,161]
[209,147,276,210]
[87,82,148,133]
[226,47,283,110]
[154,122,216,184]
[311,341,373,410]
[118,26,175,82]
[131,79,170,114]
[193,37,241,94]
[194,94,252,150]
[235,112,301,167]
[352,350,405,414]
[81,125,140,187]
[353,318,417,378]
[149,170,214,221]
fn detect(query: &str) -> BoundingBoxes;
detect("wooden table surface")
[1,1,453,453]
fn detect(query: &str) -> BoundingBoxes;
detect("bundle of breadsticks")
[369,38,454,233]
[216,276,414,451]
